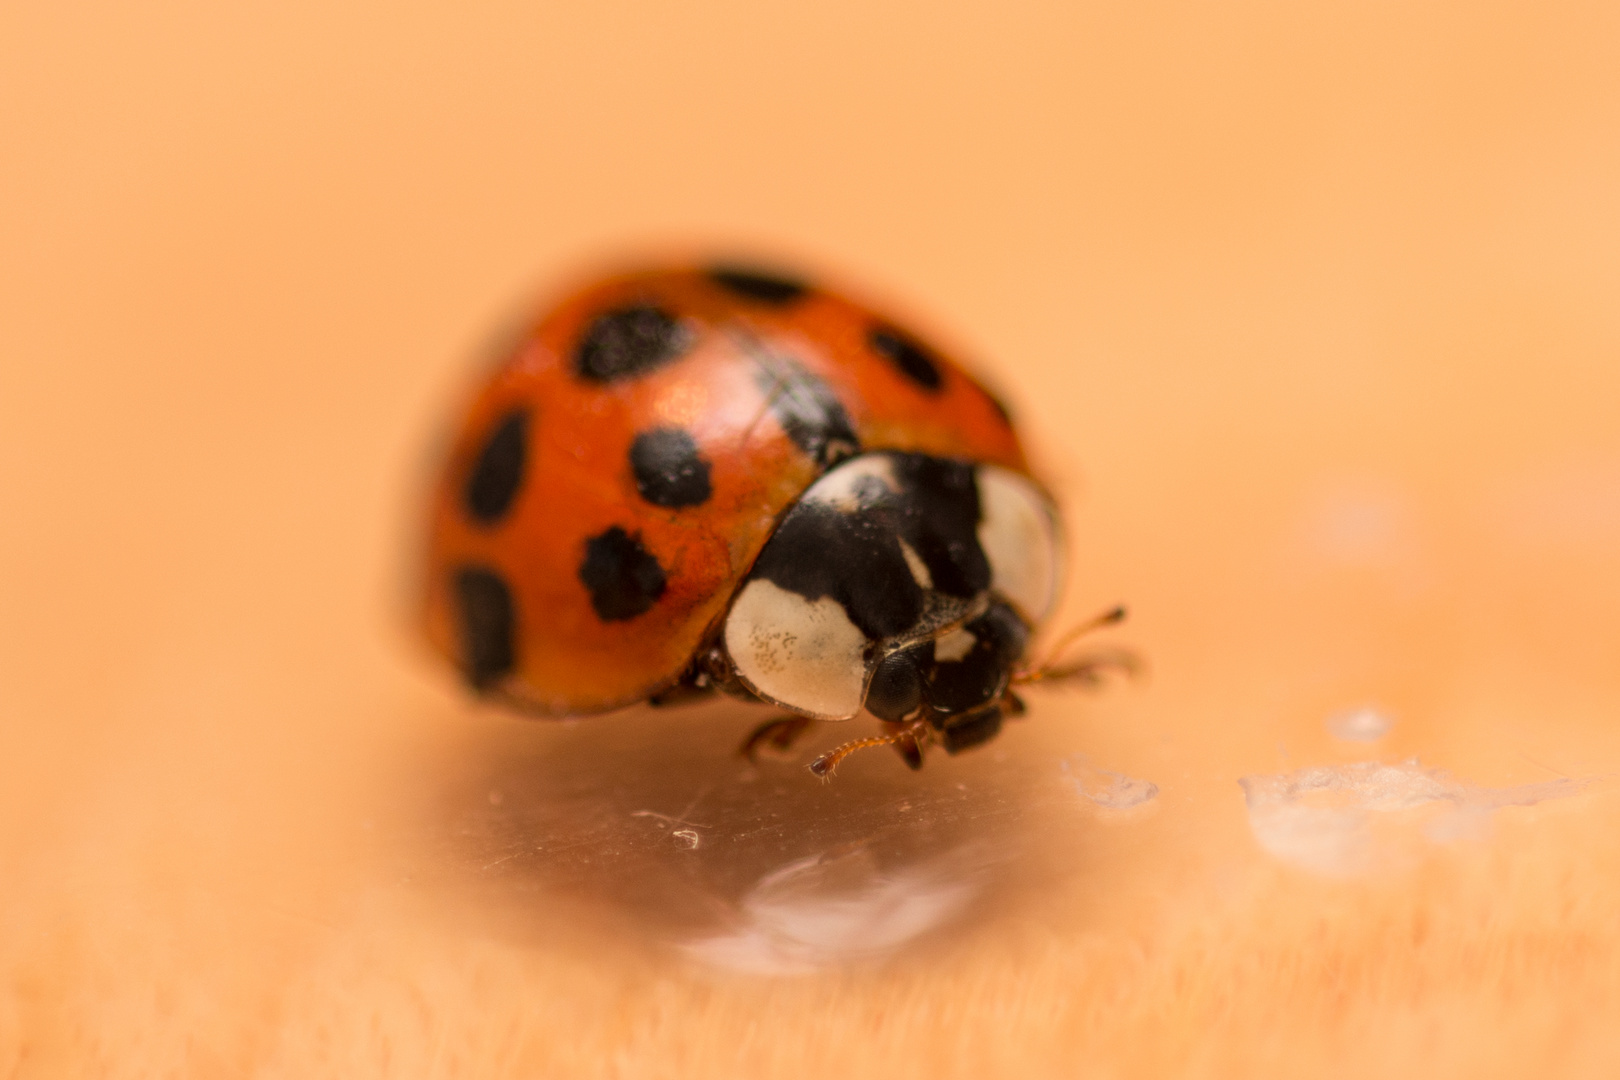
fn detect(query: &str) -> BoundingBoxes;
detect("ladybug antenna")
[809,721,929,780]
[1013,604,1138,687]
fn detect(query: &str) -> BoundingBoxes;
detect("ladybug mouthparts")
[717,449,1061,754]
[859,599,1029,754]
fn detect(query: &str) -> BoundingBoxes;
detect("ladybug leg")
[739,714,817,763]
[890,723,925,770]
[809,720,932,779]
[1012,605,1138,689]
[1011,647,1140,689]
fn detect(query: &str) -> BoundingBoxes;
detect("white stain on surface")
[682,846,982,975]
[1063,759,1159,812]
[1241,761,1593,876]
[1327,705,1394,742]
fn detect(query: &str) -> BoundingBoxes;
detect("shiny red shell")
[421,265,1034,714]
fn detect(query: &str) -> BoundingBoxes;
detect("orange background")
[3,2,1618,1076]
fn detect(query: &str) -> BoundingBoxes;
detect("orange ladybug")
[421,264,1120,775]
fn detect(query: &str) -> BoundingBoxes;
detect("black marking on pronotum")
[575,305,692,383]
[579,526,667,621]
[751,355,859,468]
[869,325,943,392]
[741,451,987,641]
[454,565,516,689]
[748,495,924,639]
[708,266,808,305]
[889,454,991,598]
[463,408,528,524]
[741,485,926,647]
[630,427,712,508]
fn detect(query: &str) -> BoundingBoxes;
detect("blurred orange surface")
[2,2,1619,1076]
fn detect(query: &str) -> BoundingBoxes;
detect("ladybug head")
[721,451,1060,765]
[859,599,1028,755]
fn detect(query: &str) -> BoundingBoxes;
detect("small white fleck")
[1327,706,1393,742]
[673,829,701,849]
[897,538,933,589]
[1064,759,1159,811]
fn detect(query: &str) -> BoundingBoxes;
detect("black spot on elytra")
[579,526,667,621]
[454,566,516,689]
[709,266,808,305]
[575,305,691,383]
[463,409,528,524]
[869,325,943,392]
[630,427,712,508]
[755,359,859,468]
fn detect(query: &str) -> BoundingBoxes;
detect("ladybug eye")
[864,642,931,721]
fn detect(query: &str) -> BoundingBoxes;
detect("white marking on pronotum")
[897,538,933,589]
[724,579,870,719]
[801,453,896,513]
[975,465,1061,623]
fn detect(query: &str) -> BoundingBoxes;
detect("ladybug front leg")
[888,721,926,770]
[808,719,932,779]
[1011,648,1140,690]
[738,714,817,764]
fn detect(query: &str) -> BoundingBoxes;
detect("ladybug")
[421,263,1124,776]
